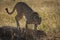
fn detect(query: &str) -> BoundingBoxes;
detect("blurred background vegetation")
[0,0,60,37]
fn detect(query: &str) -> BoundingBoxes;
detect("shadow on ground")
[0,26,47,40]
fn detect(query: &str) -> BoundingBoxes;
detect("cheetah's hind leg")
[15,17,20,30]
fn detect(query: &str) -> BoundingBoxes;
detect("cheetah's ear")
[33,12,39,16]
